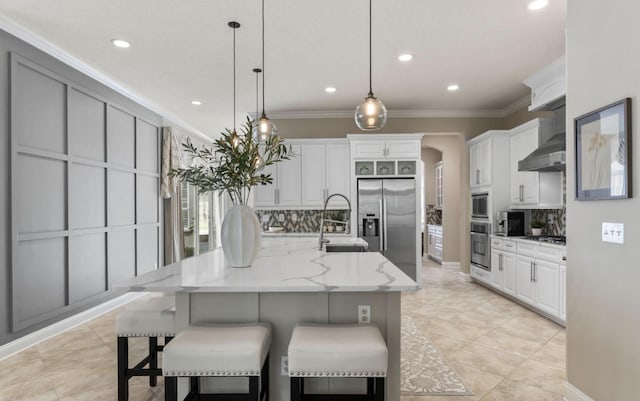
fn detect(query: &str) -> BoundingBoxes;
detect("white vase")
[531,228,543,236]
[221,205,262,267]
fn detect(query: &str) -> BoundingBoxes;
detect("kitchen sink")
[324,244,367,253]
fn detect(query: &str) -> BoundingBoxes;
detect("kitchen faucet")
[318,193,352,250]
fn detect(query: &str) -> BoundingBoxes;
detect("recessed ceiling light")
[398,53,413,62]
[325,86,336,93]
[191,100,202,106]
[447,84,460,91]
[528,0,549,10]
[111,39,131,48]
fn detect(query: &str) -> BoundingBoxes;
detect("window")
[181,182,222,257]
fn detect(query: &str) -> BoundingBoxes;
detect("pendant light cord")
[369,0,373,96]
[261,0,266,117]
[233,24,237,132]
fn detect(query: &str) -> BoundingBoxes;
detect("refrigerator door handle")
[382,198,388,251]
[379,199,384,251]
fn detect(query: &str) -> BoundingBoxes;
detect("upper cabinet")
[300,142,350,208]
[254,141,350,209]
[349,135,422,159]
[509,119,563,209]
[469,137,492,188]
[524,56,566,111]
[435,161,443,210]
[254,144,302,207]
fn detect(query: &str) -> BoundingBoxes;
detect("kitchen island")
[114,237,418,401]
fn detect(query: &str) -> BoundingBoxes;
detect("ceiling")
[0,0,566,138]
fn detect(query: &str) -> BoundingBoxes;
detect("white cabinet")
[509,118,563,209]
[349,135,422,159]
[469,138,492,188]
[300,143,350,208]
[490,238,516,296]
[470,264,490,284]
[515,241,561,317]
[427,225,442,263]
[524,55,565,112]
[435,161,443,209]
[483,236,565,324]
[254,144,302,207]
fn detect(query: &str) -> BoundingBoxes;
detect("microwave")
[495,211,525,236]
[471,192,489,219]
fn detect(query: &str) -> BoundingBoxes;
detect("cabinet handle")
[530,261,534,283]
[275,189,280,205]
[476,169,480,184]
[499,254,503,271]
[520,185,524,202]
[533,262,537,283]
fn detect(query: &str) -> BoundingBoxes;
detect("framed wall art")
[575,98,632,200]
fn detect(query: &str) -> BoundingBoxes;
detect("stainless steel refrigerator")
[357,178,417,281]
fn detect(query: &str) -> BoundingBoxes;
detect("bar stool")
[288,324,387,401]
[162,322,271,401]
[115,295,176,401]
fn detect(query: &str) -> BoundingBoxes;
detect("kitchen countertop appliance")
[358,178,417,281]
[495,211,525,237]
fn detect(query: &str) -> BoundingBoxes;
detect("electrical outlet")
[261,214,270,223]
[602,222,624,244]
[281,356,289,376]
[278,213,285,222]
[358,305,371,324]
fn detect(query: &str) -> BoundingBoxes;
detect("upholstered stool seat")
[163,322,271,401]
[116,295,176,401]
[288,324,387,401]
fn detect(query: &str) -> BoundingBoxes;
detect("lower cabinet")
[491,249,516,296]
[427,225,442,263]
[482,237,564,324]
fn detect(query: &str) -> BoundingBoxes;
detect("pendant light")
[256,0,277,141]
[355,0,387,131]
[228,21,241,148]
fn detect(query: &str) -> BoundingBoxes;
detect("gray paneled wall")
[9,53,161,333]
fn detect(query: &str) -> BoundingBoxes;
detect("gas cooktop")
[524,235,566,245]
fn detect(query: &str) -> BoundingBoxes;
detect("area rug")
[401,315,473,396]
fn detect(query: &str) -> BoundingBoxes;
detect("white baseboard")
[441,261,460,269]
[564,382,595,401]
[0,292,145,361]
[459,271,473,282]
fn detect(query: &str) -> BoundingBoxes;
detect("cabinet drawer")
[471,265,490,283]
[491,238,517,253]
[516,241,537,257]
[517,241,563,263]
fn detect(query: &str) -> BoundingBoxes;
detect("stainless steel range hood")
[518,132,566,171]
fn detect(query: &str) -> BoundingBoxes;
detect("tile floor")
[0,260,566,401]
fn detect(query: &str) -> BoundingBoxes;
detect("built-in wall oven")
[470,221,491,271]
[471,192,489,219]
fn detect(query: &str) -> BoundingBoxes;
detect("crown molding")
[501,95,532,116]
[263,100,532,120]
[0,15,211,142]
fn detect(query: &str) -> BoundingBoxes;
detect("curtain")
[161,127,186,264]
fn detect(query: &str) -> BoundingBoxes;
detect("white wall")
[566,1,640,400]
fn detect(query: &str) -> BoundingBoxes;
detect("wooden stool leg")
[149,336,158,386]
[374,378,385,401]
[165,376,178,401]
[117,337,129,401]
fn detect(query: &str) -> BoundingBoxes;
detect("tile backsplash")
[426,204,442,225]
[531,208,566,236]
[255,209,349,233]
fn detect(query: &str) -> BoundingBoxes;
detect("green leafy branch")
[170,117,292,205]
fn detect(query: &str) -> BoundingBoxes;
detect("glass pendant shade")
[256,115,277,141]
[355,94,387,131]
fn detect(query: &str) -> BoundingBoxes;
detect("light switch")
[602,222,624,244]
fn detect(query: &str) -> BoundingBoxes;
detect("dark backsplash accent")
[530,172,566,236]
[426,205,442,225]
[255,209,349,233]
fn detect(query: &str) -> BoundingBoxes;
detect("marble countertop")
[113,237,417,293]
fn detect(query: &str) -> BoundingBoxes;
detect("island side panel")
[259,292,330,399]
[386,292,401,401]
